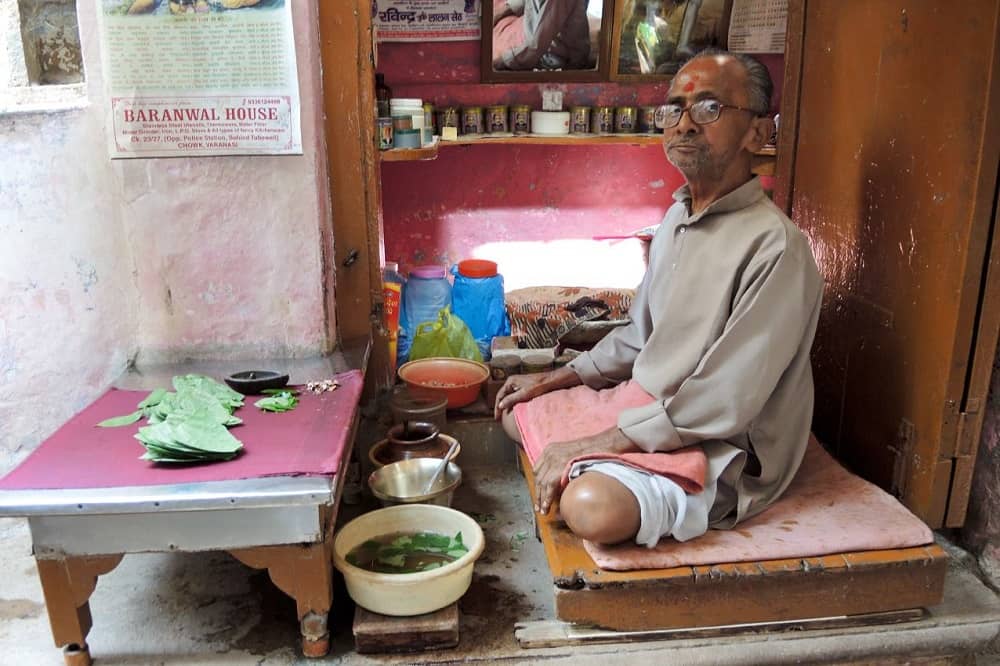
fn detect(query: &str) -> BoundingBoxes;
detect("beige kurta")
[569,177,823,528]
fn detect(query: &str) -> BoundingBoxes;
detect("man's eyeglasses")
[656,99,761,129]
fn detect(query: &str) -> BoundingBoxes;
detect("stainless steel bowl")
[367,458,462,507]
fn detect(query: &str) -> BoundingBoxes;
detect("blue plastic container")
[450,260,509,360]
[397,265,452,366]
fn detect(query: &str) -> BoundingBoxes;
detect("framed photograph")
[610,0,732,81]
[481,0,614,83]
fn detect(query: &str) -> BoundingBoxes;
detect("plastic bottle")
[450,259,510,360]
[397,265,452,366]
[382,261,405,377]
[375,73,392,118]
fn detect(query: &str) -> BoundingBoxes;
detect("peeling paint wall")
[0,0,329,475]
[378,42,782,287]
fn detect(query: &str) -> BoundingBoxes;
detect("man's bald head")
[680,48,773,117]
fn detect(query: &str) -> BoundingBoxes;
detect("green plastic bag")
[409,307,483,362]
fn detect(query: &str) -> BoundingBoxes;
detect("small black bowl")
[224,370,289,394]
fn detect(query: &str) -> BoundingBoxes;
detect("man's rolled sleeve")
[618,400,683,452]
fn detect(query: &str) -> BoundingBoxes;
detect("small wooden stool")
[353,603,460,653]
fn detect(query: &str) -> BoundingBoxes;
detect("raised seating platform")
[517,447,949,633]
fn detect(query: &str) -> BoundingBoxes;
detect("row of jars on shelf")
[436,104,663,136]
[377,102,664,150]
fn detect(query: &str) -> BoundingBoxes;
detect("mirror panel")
[611,0,732,81]
[481,0,614,82]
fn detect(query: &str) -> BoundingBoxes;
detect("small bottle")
[375,73,392,118]
[382,261,405,377]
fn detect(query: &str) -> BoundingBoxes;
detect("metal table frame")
[0,353,365,666]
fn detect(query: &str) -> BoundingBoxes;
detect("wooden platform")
[353,603,459,653]
[519,449,948,632]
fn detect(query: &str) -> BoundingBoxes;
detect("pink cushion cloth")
[0,370,363,490]
[583,436,935,570]
[513,380,708,494]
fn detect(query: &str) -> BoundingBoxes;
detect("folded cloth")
[513,379,708,493]
[583,436,935,571]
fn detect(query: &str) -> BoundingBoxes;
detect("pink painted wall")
[378,41,782,289]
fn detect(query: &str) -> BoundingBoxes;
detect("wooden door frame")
[317,1,389,389]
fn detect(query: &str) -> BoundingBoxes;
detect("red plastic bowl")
[397,357,490,408]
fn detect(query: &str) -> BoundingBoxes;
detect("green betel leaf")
[254,392,298,413]
[97,410,144,428]
[137,388,167,409]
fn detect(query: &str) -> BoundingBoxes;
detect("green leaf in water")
[377,552,406,568]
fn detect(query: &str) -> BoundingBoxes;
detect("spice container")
[462,106,484,135]
[490,355,522,381]
[393,128,420,149]
[392,115,412,131]
[377,117,393,151]
[522,354,552,374]
[592,106,614,134]
[486,105,509,133]
[423,102,435,140]
[511,105,531,134]
[638,105,658,133]
[570,106,591,134]
[390,98,423,134]
[615,106,637,133]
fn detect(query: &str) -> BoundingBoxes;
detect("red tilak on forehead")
[683,81,696,92]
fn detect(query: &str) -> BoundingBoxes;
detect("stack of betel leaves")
[98,375,247,463]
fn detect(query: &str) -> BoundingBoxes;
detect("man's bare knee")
[560,472,640,545]
[500,408,522,444]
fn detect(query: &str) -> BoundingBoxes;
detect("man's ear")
[742,116,774,153]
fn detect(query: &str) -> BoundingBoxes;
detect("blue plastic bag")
[450,265,510,360]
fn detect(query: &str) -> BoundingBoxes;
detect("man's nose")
[674,108,700,134]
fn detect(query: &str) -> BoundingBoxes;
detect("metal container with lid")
[486,105,509,133]
[489,355,522,380]
[615,106,637,133]
[638,105,659,133]
[462,106,484,135]
[592,106,614,134]
[511,104,531,134]
[522,354,553,374]
[570,106,591,134]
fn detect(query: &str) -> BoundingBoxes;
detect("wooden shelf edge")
[379,140,439,162]
[441,133,663,147]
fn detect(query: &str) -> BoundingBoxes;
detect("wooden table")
[0,353,365,666]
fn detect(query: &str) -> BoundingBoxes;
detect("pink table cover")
[0,370,363,490]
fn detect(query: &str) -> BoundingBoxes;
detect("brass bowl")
[367,457,462,507]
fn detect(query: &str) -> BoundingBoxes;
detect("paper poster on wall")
[97,0,302,158]
[727,0,787,54]
[374,0,480,42]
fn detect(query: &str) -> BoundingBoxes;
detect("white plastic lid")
[389,98,423,106]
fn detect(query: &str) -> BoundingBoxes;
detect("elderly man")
[495,49,823,547]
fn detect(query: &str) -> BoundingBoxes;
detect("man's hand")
[493,373,548,419]
[493,365,582,420]
[533,427,636,515]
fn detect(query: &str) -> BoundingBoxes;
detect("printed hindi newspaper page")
[374,0,480,42]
